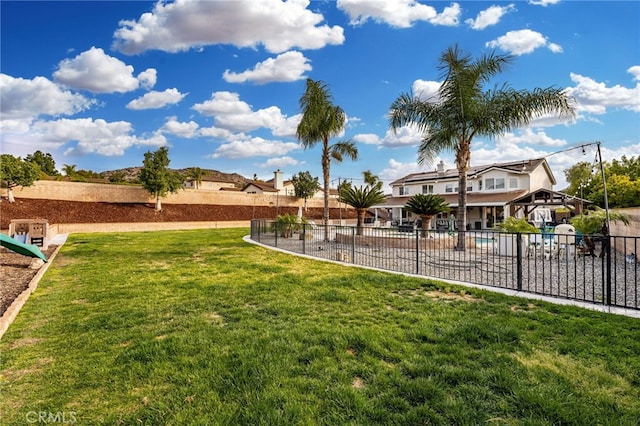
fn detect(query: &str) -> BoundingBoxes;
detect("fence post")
[415,229,420,275]
[605,234,612,305]
[516,233,523,291]
[351,227,356,263]
[274,220,278,247]
[302,224,306,254]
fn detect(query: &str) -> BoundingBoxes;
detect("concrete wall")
[7,180,340,208]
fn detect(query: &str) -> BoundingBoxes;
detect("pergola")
[508,188,591,218]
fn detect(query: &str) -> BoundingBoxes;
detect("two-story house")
[380,158,559,230]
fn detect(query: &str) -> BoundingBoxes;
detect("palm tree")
[188,167,203,189]
[339,183,386,235]
[389,45,575,250]
[62,164,76,178]
[297,78,358,240]
[404,194,450,237]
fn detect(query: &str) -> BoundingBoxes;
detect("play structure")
[0,233,47,262]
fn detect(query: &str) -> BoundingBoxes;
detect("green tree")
[0,154,41,202]
[25,150,58,176]
[108,171,127,184]
[297,78,358,240]
[404,193,450,237]
[606,174,640,208]
[62,164,77,178]
[339,182,386,235]
[291,171,321,212]
[139,147,184,211]
[188,167,204,189]
[571,207,630,235]
[389,45,575,250]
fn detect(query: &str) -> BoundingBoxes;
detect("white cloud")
[353,133,382,145]
[412,79,441,102]
[160,116,199,138]
[496,128,567,148]
[337,0,460,28]
[628,65,640,81]
[529,0,560,6]
[212,137,300,159]
[127,88,187,110]
[31,117,166,156]
[137,69,158,89]
[193,91,295,133]
[53,46,156,93]
[112,0,344,55]
[0,74,93,122]
[465,4,514,30]
[353,125,423,148]
[567,71,640,114]
[223,51,311,84]
[485,29,561,55]
[379,159,422,183]
[260,156,301,169]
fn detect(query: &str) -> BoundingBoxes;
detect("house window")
[479,180,483,191]
[422,184,434,194]
[495,178,505,190]
[485,178,495,190]
[399,186,409,196]
[445,183,457,193]
[467,182,473,192]
[509,177,518,189]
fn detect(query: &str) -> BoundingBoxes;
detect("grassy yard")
[1,228,639,425]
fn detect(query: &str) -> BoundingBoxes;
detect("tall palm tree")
[297,78,358,240]
[389,45,575,250]
[404,194,450,237]
[188,167,203,189]
[339,183,386,235]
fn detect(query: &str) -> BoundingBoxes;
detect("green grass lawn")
[1,228,639,425]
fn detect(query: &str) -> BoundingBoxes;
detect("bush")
[497,217,540,234]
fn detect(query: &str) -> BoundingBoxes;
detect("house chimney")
[273,169,284,191]
[437,160,445,174]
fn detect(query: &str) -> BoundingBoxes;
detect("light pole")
[546,141,610,234]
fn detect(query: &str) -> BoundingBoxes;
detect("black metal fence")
[250,220,639,311]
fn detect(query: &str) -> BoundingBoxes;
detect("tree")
[291,171,321,212]
[564,156,640,208]
[138,147,184,211]
[404,193,450,237]
[188,167,203,189]
[25,150,58,176]
[339,181,386,235]
[389,45,575,250]
[62,164,77,178]
[0,154,41,202]
[297,78,358,240]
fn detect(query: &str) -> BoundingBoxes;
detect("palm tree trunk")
[420,214,431,238]
[456,142,470,250]
[356,209,366,236]
[322,138,330,241]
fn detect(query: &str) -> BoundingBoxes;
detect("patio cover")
[508,188,591,216]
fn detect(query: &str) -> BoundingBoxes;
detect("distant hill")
[101,167,249,187]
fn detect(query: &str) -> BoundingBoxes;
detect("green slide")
[0,234,47,263]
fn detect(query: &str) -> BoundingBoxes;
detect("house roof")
[391,158,555,186]
[374,190,529,209]
[242,181,278,192]
[509,188,591,207]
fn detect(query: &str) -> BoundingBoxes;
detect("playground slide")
[0,234,47,262]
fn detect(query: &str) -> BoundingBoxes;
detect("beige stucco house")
[378,158,573,230]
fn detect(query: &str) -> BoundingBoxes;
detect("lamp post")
[546,141,610,234]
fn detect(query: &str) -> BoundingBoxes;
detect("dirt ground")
[0,198,356,316]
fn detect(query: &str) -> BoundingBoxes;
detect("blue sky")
[1,0,639,190]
